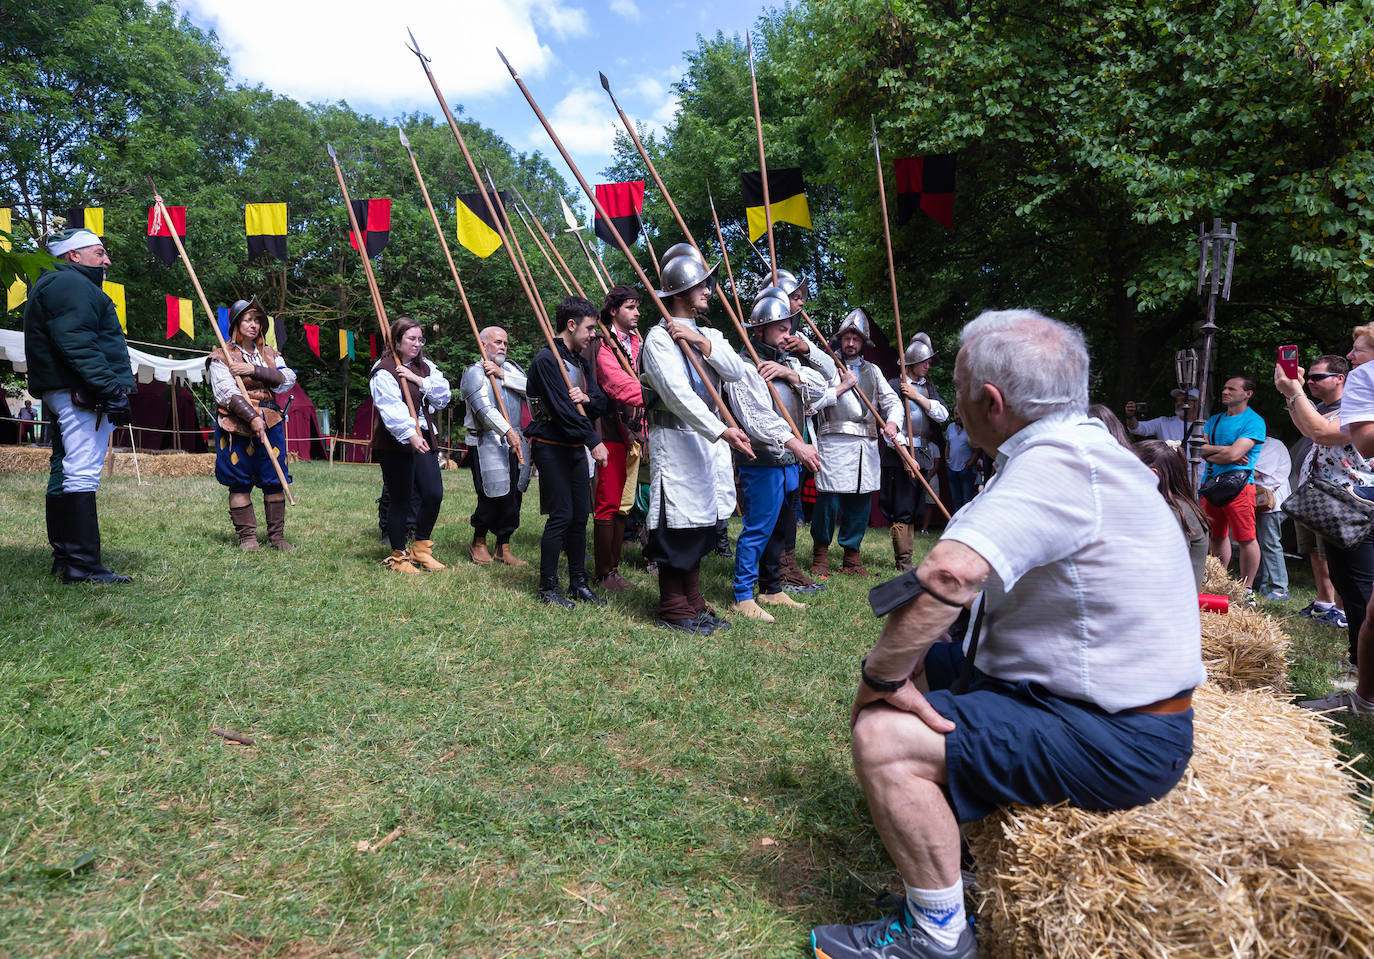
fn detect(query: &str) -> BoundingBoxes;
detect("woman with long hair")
[369,317,451,573]
[1135,439,1210,591]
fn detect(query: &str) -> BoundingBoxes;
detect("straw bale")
[0,446,50,473]
[104,452,214,478]
[1204,554,1252,603]
[965,685,1374,958]
[1200,607,1290,694]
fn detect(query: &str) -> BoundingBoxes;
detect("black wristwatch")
[861,656,905,693]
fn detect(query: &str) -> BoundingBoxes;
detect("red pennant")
[146,205,187,237]
[303,323,321,357]
[369,334,378,361]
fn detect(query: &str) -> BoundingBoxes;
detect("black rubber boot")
[46,493,70,577]
[62,491,131,584]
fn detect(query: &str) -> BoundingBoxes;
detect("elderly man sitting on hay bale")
[811,310,1207,959]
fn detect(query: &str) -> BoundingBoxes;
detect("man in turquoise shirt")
[1199,375,1266,592]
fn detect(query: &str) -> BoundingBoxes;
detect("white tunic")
[813,358,902,494]
[208,342,296,405]
[640,316,747,529]
[369,360,451,443]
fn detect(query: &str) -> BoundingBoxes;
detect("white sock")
[905,880,966,950]
[1313,601,1334,611]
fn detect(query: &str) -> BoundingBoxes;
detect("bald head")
[480,326,509,362]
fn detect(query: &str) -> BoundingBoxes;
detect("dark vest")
[371,354,434,452]
[209,341,285,436]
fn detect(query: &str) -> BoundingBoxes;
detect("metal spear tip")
[496,47,517,77]
[405,27,431,62]
[397,126,410,148]
[326,142,337,159]
[598,71,611,92]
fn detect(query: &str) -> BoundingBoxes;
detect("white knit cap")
[46,229,102,257]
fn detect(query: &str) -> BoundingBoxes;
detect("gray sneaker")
[811,904,978,959]
[1296,689,1374,717]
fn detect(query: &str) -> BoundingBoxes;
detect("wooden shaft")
[798,307,949,520]
[640,223,661,282]
[576,229,614,290]
[499,50,745,437]
[410,51,580,411]
[514,203,572,296]
[707,187,747,323]
[327,148,421,435]
[871,118,915,461]
[746,33,778,285]
[398,133,522,461]
[147,184,295,504]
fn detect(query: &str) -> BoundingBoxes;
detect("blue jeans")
[734,464,796,600]
[1254,510,1288,593]
[948,466,977,511]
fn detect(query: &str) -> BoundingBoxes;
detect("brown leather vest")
[370,354,434,452]
[211,341,285,436]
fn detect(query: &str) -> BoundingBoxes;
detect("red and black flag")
[593,181,644,247]
[146,205,186,265]
[348,199,390,257]
[245,202,288,262]
[741,167,812,242]
[65,207,104,236]
[455,191,509,259]
[895,155,956,228]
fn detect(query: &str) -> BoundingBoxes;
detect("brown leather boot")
[230,504,259,551]
[383,549,420,574]
[411,539,446,571]
[494,542,528,566]
[593,517,615,582]
[890,523,913,572]
[780,548,819,588]
[469,536,494,565]
[841,547,870,576]
[264,493,293,551]
[810,543,831,578]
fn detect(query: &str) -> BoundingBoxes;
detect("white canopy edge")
[0,328,209,384]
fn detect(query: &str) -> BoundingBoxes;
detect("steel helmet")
[835,307,873,345]
[661,242,701,265]
[657,253,719,299]
[904,332,934,365]
[747,286,800,329]
[228,296,265,333]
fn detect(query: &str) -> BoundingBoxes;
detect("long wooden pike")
[397,126,521,464]
[498,47,750,448]
[706,183,747,322]
[601,71,802,442]
[872,116,916,463]
[509,184,636,381]
[327,143,421,437]
[746,32,778,285]
[147,177,294,504]
[405,30,583,415]
[797,305,950,520]
[639,220,662,283]
[560,195,612,291]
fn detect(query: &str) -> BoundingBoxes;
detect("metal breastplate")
[819,362,878,438]
[563,355,586,390]
[903,379,932,444]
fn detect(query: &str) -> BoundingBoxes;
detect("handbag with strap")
[1198,415,1251,506]
[1284,458,1374,550]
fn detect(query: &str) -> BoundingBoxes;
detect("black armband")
[867,569,964,618]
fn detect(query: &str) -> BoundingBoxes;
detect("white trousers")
[45,390,115,493]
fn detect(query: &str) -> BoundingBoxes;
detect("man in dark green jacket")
[23,227,136,583]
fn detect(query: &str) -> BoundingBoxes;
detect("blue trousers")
[733,463,797,601]
[811,490,870,551]
[1253,510,1288,593]
[948,467,977,511]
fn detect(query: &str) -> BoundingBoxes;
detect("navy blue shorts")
[215,421,291,494]
[923,642,1194,823]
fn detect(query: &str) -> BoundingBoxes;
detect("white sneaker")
[1296,689,1374,717]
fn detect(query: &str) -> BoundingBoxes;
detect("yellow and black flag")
[741,167,812,242]
[245,202,288,262]
[65,207,104,236]
[455,192,509,259]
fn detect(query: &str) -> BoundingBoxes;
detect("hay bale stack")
[965,685,1374,958]
[0,446,51,473]
[1200,607,1290,693]
[104,452,214,478]
[1204,554,1251,603]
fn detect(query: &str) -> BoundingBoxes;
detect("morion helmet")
[904,332,934,365]
[657,252,719,299]
[747,285,800,330]
[228,296,265,335]
[835,307,873,345]
[660,242,701,265]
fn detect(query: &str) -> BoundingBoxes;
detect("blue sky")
[175,0,772,183]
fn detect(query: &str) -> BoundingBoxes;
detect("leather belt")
[1129,691,1193,715]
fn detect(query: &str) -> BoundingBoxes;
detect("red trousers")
[593,439,629,521]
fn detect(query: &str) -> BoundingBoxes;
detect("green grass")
[1,461,1371,957]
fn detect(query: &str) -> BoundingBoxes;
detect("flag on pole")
[147,205,187,265]
[894,155,956,228]
[303,323,321,357]
[217,306,230,341]
[65,207,104,236]
[266,315,284,351]
[348,199,390,257]
[0,207,10,249]
[741,168,812,242]
[593,181,644,247]
[103,281,127,333]
[245,202,288,262]
[0,208,23,311]
[165,295,194,339]
[455,192,509,259]
[338,329,355,359]
[369,334,378,361]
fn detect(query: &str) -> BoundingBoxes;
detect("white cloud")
[177,0,590,106]
[527,86,620,160]
[608,0,641,20]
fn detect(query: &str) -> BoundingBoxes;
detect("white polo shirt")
[942,414,1206,714]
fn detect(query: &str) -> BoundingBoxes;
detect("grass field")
[1,461,1370,957]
